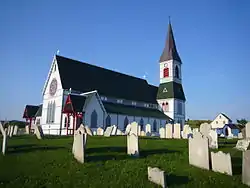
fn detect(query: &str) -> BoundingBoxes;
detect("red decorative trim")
[62,95,74,113]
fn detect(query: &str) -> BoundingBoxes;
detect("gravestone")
[85,126,93,136]
[208,130,218,149]
[165,124,172,138]
[93,131,97,135]
[97,127,104,136]
[235,139,250,151]
[25,125,30,134]
[193,128,199,133]
[173,123,181,139]
[246,122,250,139]
[9,126,14,137]
[211,151,232,176]
[116,129,123,135]
[242,128,246,139]
[0,123,7,155]
[189,132,209,170]
[238,132,243,139]
[130,122,139,136]
[200,123,211,138]
[148,167,166,188]
[137,125,141,136]
[145,124,151,134]
[34,125,44,139]
[111,125,118,135]
[7,126,11,136]
[125,124,131,134]
[72,128,87,164]
[159,127,166,138]
[104,126,113,137]
[13,125,19,135]
[182,124,191,139]
[242,150,250,186]
[140,131,146,136]
[127,133,139,157]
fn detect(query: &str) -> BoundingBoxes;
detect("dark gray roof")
[220,113,232,122]
[35,104,43,117]
[23,105,40,118]
[159,22,182,63]
[157,82,185,101]
[56,55,158,104]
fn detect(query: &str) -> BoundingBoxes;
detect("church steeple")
[159,22,182,63]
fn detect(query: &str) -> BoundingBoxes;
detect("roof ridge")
[56,55,149,83]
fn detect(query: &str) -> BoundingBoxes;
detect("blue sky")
[0,0,250,122]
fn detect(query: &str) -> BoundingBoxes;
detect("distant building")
[216,124,240,137]
[23,22,186,135]
[211,113,232,129]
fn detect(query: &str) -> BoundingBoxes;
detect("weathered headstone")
[111,125,117,135]
[13,125,19,135]
[173,123,181,139]
[125,124,131,134]
[0,123,7,155]
[159,127,166,139]
[148,167,166,188]
[130,122,139,136]
[127,133,139,157]
[72,128,87,164]
[189,132,209,170]
[208,130,218,149]
[116,129,123,135]
[97,127,104,136]
[104,126,113,137]
[246,122,250,139]
[9,126,14,137]
[242,150,250,186]
[211,151,232,176]
[85,126,93,136]
[235,139,250,151]
[137,125,141,136]
[93,131,97,135]
[200,123,211,138]
[193,128,199,133]
[25,125,30,134]
[165,123,172,138]
[182,124,191,139]
[140,130,146,136]
[145,124,151,134]
[7,126,11,136]
[34,125,44,139]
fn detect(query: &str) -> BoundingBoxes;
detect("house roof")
[103,102,172,120]
[159,22,182,63]
[63,94,87,113]
[34,104,43,117]
[224,124,240,130]
[56,55,158,104]
[220,113,232,122]
[156,82,186,101]
[23,105,40,118]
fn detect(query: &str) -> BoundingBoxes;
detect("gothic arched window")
[139,118,144,129]
[124,116,129,131]
[91,110,98,128]
[175,65,179,79]
[153,120,157,132]
[105,115,111,128]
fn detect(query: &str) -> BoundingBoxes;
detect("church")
[22,22,186,135]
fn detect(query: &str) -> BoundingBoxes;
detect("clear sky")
[0,0,250,122]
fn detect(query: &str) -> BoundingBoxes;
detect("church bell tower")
[157,21,186,127]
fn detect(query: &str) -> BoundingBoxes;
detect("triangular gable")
[63,95,74,113]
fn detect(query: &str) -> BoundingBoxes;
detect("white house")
[23,22,186,135]
[211,113,232,129]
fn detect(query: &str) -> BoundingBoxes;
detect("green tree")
[236,119,248,126]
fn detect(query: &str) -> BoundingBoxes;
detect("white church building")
[23,22,186,135]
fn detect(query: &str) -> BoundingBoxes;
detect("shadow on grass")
[166,174,190,186]
[231,156,242,175]
[86,146,127,153]
[86,154,130,162]
[140,148,180,157]
[7,146,66,154]
[8,144,38,149]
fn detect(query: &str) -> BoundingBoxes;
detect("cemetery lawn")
[0,136,247,188]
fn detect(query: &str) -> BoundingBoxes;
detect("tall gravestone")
[165,124,172,138]
[111,125,118,135]
[104,126,113,137]
[9,126,14,137]
[173,123,181,139]
[85,126,93,136]
[242,150,250,186]
[211,151,232,176]
[25,125,30,134]
[145,124,151,134]
[209,130,218,149]
[130,122,139,136]
[200,123,211,138]
[72,127,87,164]
[159,127,166,138]
[125,124,131,135]
[13,125,19,135]
[127,122,139,157]
[0,123,7,155]
[97,127,104,136]
[246,122,250,139]
[34,125,44,139]
[189,132,209,170]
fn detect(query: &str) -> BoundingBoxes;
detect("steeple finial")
[159,20,182,63]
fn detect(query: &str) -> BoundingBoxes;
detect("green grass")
[0,135,247,188]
